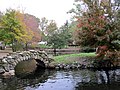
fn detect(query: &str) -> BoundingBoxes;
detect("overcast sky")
[0,0,74,27]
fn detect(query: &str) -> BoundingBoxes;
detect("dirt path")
[0,48,12,58]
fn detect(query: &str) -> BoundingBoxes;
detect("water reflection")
[15,59,37,77]
[75,82,120,90]
[0,68,120,90]
[0,69,54,90]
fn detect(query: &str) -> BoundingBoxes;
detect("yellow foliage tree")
[0,9,33,51]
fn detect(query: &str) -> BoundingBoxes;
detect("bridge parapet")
[0,50,53,74]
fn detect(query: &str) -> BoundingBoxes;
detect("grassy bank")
[52,52,96,64]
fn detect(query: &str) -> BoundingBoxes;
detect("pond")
[0,60,120,90]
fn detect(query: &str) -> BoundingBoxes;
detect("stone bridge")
[0,50,53,74]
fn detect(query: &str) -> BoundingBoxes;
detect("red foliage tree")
[24,14,41,44]
[69,0,120,64]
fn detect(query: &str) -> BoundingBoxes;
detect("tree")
[23,14,41,43]
[47,23,72,55]
[70,0,120,48]
[59,22,72,46]
[68,21,80,45]
[45,20,58,36]
[15,11,33,51]
[69,0,120,65]
[0,9,28,51]
[39,17,49,41]
[39,17,48,32]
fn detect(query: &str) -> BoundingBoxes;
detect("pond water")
[0,61,120,90]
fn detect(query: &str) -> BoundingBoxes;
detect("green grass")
[52,52,96,64]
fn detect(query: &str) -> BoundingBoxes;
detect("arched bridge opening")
[0,50,53,74]
[35,59,46,68]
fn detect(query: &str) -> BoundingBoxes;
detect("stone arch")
[0,50,53,74]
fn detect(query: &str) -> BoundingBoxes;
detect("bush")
[81,47,96,53]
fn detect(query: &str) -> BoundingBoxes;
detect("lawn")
[52,52,96,64]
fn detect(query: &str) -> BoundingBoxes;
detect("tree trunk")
[25,43,28,51]
[11,39,17,52]
[54,48,56,56]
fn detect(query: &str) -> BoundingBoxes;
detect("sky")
[0,0,74,27]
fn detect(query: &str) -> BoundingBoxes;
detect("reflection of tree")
[0,69,55,90]
[105,70,110,84]
[75,69,120,90]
